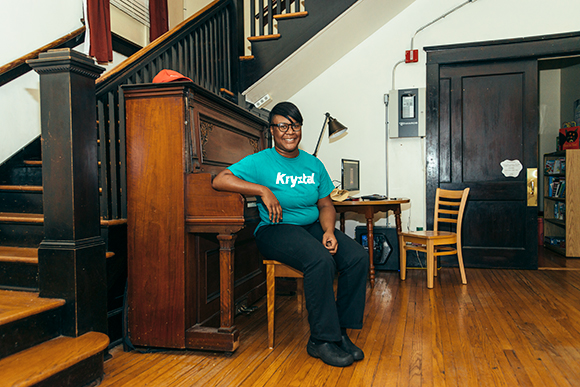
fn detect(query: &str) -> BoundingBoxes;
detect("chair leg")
[296,278,304,314]
[426,240,435,289]
[457,243,467,285]
[399,235,407,281]
[266,264,275,349]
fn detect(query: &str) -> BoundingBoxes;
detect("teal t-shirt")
[228,148,334,231]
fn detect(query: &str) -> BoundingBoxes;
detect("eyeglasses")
[270,122,302,133]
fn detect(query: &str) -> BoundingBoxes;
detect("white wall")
[0,0,84,164]
[184,0,215,19]
[0,0,84,65]
[289,0,580,237]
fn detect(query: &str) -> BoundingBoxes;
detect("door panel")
[462,74,523,182]
[438,60,538,269]
[463,201,525,248]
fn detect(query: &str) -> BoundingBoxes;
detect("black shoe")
[307,340,354,367]
[339,334,364,361]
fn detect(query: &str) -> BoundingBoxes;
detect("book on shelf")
[544,236,566,248]
[554,202,566,220]
[554,159,561,173]
[557,180,566,198]
[548,177,566,198]
[545,157,566,174]
[545,159,554,174]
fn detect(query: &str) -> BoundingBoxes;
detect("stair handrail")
[0,26,86,87]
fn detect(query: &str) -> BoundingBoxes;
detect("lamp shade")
[328,116,347,139]
[313,113,348,157]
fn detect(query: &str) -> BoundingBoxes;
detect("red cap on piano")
[152,69,193,83]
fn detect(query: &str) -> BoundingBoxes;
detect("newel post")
[27,49,107,337]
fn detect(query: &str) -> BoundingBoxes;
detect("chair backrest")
[433,188,470,236]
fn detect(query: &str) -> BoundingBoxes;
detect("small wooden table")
[333,199,410,288]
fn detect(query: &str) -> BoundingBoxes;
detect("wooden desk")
[333,199,410,288]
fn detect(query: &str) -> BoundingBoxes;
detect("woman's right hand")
[261,188,283,223]
[212,169,282,223]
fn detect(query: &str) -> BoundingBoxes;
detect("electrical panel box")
[388,88,426,138]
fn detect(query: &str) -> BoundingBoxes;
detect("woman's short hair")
[268,101,303,126]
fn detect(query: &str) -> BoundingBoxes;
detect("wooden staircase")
[240,0,358,90]
[0,289,109,387]
[0,140,45,294]
[0,141,117,386]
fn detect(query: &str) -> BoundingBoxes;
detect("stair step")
[0,213,127,227]
[0,160,43,186]
[23,160,42,166]
[0,247,40,290]
[0,289,65,359]
[0,213,44,248]
[0,212,43,224]
[0,331,109,387]
[0,246,113,291]
[0,187,43,214]
[0,214,124,247]
[247,33,281,42]
[0,289,64,326]
[220,88,235,97]
[0,185,42,192]
[0,246,38,264]
[0,246,114,262]
[273,11,308,20]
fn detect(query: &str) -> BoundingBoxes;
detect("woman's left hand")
[322,231,338,255]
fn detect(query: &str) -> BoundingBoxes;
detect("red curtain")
[87,0,113,64]
[149,0,169,42]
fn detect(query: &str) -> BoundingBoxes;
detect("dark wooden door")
[437,60,538,269]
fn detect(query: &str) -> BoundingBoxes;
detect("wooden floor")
[100,254,580,387]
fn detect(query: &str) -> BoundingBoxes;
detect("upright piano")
[123,82,269,352]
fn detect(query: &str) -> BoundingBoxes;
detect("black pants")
[255,222,368,342]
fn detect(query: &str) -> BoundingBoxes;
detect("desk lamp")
[313,112,347,157]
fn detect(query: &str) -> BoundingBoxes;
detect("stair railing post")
[232,0,246,104]
[27,48,108,338]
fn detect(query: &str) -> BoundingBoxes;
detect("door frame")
[424,31,580,228]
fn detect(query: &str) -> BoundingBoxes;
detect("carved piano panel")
[198,118,261,167]
[124,82,268,352]
[189,91,266,177]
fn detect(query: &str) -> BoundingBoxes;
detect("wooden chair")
[399,188,470,288]
[263,260,304,349]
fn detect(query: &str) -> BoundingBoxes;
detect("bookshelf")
[543,149,580,257]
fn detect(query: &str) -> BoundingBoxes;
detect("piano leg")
[185,233,240,352]
[217,234,237,333]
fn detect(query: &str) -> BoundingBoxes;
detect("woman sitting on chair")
[212,101,368,367]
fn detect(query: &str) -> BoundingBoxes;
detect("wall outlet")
[254,94,271,108]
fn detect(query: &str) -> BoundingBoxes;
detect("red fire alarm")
[405,49,419,63]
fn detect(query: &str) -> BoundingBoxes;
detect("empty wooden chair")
[399,188,470,288]
[263,260,305,349]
